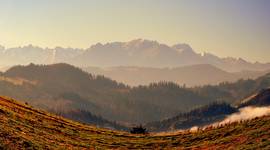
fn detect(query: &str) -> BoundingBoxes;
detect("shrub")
[130,125,148,134]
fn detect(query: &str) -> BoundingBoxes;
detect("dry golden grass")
[0,96,270,149]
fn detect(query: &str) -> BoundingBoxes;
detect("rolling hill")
[0,63,215,123]
[83,64,269,87]
[1,96,270,149]
[0,63,270,124]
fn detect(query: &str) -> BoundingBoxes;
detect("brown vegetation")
[0,96,270,149]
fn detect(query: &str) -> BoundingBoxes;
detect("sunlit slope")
[0,96,270,149]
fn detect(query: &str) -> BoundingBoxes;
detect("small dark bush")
[0,108,5,114]
[130,125,148,134]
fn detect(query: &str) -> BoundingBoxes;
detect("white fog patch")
[213,106,270,127]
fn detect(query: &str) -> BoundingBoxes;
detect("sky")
[0,0,269,62]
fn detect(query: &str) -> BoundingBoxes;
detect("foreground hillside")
[0,96,270,149]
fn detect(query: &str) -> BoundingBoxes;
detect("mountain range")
[1,39,270,72]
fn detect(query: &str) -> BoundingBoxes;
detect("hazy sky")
[0,0,269,62]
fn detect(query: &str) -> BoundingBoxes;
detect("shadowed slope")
[146,102,238,132]
[147,88,270,132]
[239,88,270,108]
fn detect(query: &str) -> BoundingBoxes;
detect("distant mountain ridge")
[83,64,269,87]
[1,39,270,72]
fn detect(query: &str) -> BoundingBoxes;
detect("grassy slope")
[0,96,270,149]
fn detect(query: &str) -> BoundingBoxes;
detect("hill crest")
[1,95,270,149]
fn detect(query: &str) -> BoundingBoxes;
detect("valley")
[1,1,270,149]
[0,63,270,127]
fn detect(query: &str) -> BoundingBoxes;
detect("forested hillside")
[147,87,270,132]
[0,63,269,124]
[146,102,238,132]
